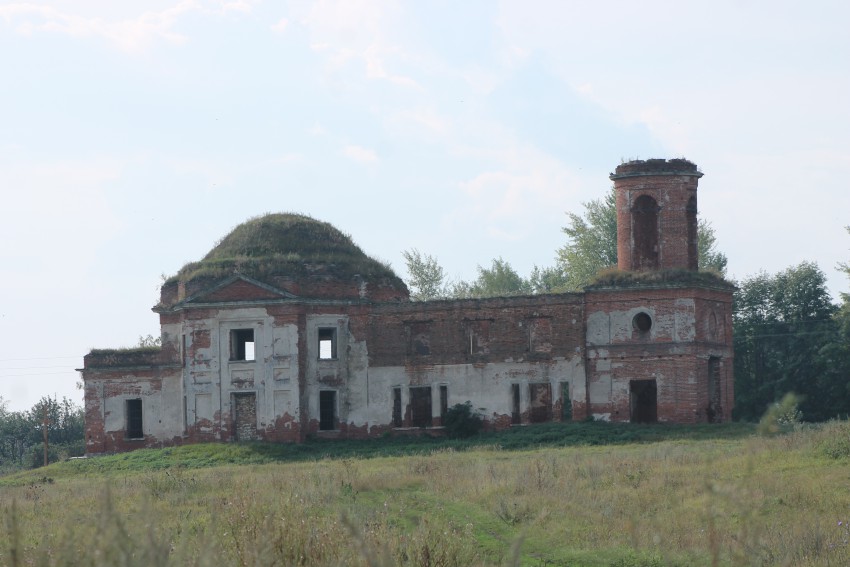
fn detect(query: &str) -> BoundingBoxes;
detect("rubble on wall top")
[610,158,702,179]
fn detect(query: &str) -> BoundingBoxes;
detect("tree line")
[404,187,729,300]
[404,191,850,422]
[0,395,84,471]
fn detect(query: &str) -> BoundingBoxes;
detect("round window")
[632,312,652,333]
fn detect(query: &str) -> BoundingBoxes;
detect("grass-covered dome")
[168,213,403,286]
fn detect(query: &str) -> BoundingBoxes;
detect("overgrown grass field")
[3,421,850,566]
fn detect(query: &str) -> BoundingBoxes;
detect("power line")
[733,329,839,340]
[0,356,81,362]
[0,371,78,378]
[0,365,80,370]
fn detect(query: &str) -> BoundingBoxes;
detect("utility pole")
[42,405,49,467]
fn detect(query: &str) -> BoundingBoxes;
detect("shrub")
[757,392,803,436]
[442,402,483,438]
[818,420,850,459]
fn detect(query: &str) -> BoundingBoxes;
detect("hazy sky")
[1,1,848,411]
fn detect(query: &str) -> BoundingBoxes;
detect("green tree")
[402,248,449,300]
[0,395,84,470]
[452,257,532,298]
[733,262,840,421]
[555,187,618,291]
[821,225,850,416]
[528,265,569,294]
[697,219,728,274]
[555,187,728,290]
[838,226,850,304]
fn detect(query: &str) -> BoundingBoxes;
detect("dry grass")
[3,424,850,566]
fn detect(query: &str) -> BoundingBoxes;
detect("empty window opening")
[632,195,659,270]
[529,383,552,423]
[511,384,521,425]
[318,328,337,360]
[392,387,402,427]
[409,386,432,428]
[560,382,572,421]
[126,399,143,439]
[686,196,698,270]
[632,312,653,334]
[629,380,657,424]
[708,357,722,423]
[440,385,448,421]
[230,329,255,361]
[319,391,337,431]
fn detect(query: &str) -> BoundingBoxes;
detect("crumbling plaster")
[81,158,735,453]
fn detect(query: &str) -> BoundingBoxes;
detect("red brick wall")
[613,160,702,272]
[584,284,734,423]
[366,294,586,367]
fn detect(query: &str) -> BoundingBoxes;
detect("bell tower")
[612,159,701,272]
[582,158,734,424]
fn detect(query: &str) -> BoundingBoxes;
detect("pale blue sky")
[1,0,849,411]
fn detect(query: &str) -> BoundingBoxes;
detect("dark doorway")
[319,390,336,430]
[126,399,143,439]
[629,380,657,423]
[511,384,521,424]
[392,387,402,427]
[233,392,258,441]
[529,383,552,423]
[409,386,432,428]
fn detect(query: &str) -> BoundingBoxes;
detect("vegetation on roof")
[87,346,162,356]
[585,267,734,290]
[166,213,404,286]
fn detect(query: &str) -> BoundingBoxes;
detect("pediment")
[184,275,296,304]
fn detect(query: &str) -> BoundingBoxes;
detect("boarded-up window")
[466,319,491,355]
[410,386,432,428]
[528,317,552,354]
[196,393,212,422]
[407,322,431,356]
[233,392,258,441]
[319,391,336,430]
[274,390,293,419]
[126,399,143,439]
[529,383,552,423]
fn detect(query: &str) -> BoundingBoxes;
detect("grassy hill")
[2,421,850,566]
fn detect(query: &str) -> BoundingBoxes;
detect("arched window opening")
[632,195,659,270]
[687,196,698,270]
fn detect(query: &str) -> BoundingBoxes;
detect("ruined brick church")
[81,159,734,453]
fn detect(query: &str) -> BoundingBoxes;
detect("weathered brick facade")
[80,159,734,453]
